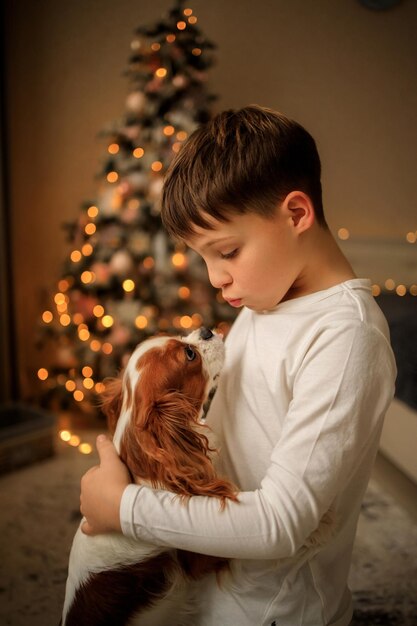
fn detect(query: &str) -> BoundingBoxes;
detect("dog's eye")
[185,345,196,361]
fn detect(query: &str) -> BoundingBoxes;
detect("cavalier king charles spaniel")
[61,327,237,626]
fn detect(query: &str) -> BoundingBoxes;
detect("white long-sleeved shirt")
[120,278,396,626]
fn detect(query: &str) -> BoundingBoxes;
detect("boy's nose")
[207,264,232,290]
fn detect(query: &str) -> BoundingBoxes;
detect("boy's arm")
[81,322,396,559]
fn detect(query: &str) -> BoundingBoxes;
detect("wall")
[4,0,417,398]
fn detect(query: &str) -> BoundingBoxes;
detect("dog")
[61,327,238,626]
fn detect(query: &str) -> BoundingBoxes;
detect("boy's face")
[185,205,306,312]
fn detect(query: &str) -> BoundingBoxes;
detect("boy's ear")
[281,191,315,232]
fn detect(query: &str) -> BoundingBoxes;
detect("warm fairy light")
[172,142,182,153]
[135,315,148,329]
[179,316,192,329]
[133,147,144,158]
[83,377,94,390]
[102,343,113,355]
[82,243,93,256]
[82,366,93,377]
[176,131,188,141]
[384,278,395,291]
[151,161,163,172]
[102,315,114,328]
[166,34,176,43]
[90,339,101,352]
[71,250,82,263]
[95,382,106,393]
[87,205,99,218]
[123,279,135,292]
[396,284,407,296]
[192,48,202,56]
[58,279,70,292]
[65,380,76,392]
[184,8,193,16]
[155,68,167,78]
[163,125,175,136]
[79,328,90,341]
[178,286,190,299]
[78,323,88,331]
[192,313,203,326]
[37,368,49,381]
[54,292,66,305]
[85,223,96,236]
[69,435,81,447]
[60,430,71,442]
[57,302,68,313]
[406,231,416,243]
[93,305,104,317]
[81,271,94,284]
[60,314,71,326]
[188,16,197,24]
[79,443,93,455]
[337,228,350,240]
[177,21,187,30]
[371,284,381,297]
[151,42,161,51]
[108,143,119,155]
[143,256,155,270]
[107,171,119,183]
[172,252,186,267]
[42,310,53,323]
[410,284,417,296]
[73,313,84,325]
[73,390,84,402]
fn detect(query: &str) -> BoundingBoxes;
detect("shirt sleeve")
[120,321,396,559]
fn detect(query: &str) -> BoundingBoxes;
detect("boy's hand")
[80,434,130,535]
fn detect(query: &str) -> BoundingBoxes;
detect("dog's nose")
[200,327,214,341]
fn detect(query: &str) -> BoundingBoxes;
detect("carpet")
[0,432,416,626]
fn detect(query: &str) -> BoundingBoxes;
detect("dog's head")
[100,328,234,500]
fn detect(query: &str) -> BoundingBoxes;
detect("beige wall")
[5,0,417,398]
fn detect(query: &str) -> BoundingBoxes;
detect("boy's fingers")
[95,434,118,463]
[80,520,93,535]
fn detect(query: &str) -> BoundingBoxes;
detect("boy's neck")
[283,227,356,302]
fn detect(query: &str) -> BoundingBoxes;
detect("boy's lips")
[225,298,243,307]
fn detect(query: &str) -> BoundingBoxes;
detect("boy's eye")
[220,249,238,260]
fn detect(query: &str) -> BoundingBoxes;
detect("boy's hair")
[161,105,327,241]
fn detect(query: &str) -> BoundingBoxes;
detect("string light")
[42,311,53,323]
[135,315,148,329]
[384,278,395,291]
[85,223,96,236]
[82,366,93,377]
[142,256,155,270]
[163,125,175,136]
[171,252,187,268]
[192,48,202,56]
[151,161,163,172]
[406,232,416,243]
[82,243,93,256]
[37,368,49,381]
[71,250,82,263]
[188,16,198,24]
[155,68,167,78]
[65,381,76,392]
[78,328,90,341]
[60,314,71,326]
[337,228,350,240]
[107,172,119,183]
[177,21,187,30]
[58,279,70,292]
[90,339,101,352]
[176,131,188,141]
[133,147,144,158]
[178,286,190,299]
[81,271,94,284]
[108,143,119,155]
[73,313,84,325]
[166,34,176,43]
[87,205,99,218]
[123,279,135,292]
[151,43,161,51]
[102,343,113,355]
[101,315,114,328]
[184,8,193,16]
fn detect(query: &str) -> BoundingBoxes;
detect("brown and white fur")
[61,327,237,626]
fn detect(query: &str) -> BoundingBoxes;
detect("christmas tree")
[36,0,237,414]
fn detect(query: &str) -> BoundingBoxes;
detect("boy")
[80,106,396,625]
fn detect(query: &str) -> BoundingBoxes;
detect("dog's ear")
[99,376,123,435]
[138,391,238,503]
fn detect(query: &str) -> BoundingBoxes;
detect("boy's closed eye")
[220,249,239,260]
